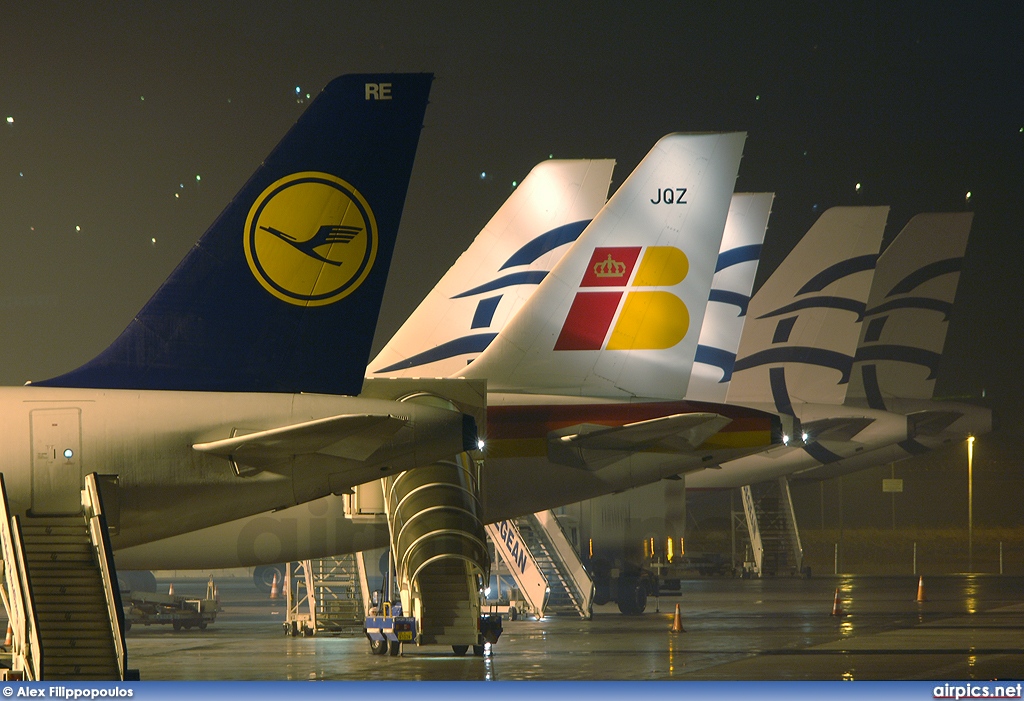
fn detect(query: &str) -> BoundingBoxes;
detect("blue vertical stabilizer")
[38,74,433,395]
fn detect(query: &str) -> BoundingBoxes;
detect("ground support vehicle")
[363,605,502,657]
[123,580,219,631]
[364,603,417,656]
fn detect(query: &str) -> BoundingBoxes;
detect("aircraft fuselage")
[115,393,780,568]
[0,387,467,548]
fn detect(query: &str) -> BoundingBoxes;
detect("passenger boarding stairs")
[414,559,479,646]
[285,553,370,636]
[384,452,489,650]
[486,512,593,619]
[738,477,804,577]
[0,474,129,680]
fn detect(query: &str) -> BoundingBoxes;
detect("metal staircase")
[738,477,804,577]
[0,473,128,680]
[485,518,548,618]
[285,553,370,636]
[413,559,479,646]
[487,511,593,619]
[384,452,489,650]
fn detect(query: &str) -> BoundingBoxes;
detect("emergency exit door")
[31,408,83,515]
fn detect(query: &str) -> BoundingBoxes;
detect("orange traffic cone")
[4,624,12,647]
[916,576,926,603]
[269,572,280,600]
[670,603,686,633]
[831,588,845,616]
[168,583,175,596]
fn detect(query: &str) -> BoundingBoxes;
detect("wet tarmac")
[124,574,1024,680]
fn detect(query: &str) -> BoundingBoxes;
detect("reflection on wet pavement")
[125,574,1024,680]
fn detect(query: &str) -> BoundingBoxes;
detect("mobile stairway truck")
[364,552,501,656]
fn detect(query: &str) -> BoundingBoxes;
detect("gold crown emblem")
[594,254,627,278]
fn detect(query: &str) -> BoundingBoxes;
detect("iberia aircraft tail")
[36,74,433,396]
[464,132,747,399]
[726,206,888,411]
[367,159,615,377]
[846,212,973,409]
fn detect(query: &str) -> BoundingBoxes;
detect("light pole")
[968,434,975,573]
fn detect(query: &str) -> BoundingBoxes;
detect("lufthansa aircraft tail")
[464,132,746,399]
[726,206,888,411]
[846,213,973,408]
[367,159,615,377]
[37,73,433,395]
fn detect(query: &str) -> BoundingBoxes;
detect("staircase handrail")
[484,520,549,618]
[531,511,594,618]
[0,475,25,669]
[82,473,127,681]
[10,519,42,681]
[0,474,41,680]
[383,452,489,641]
[355,552,370,616]
[777,477,804,573]
[384,454,489,599]
[302,560,317,632]
[740,484,764,576]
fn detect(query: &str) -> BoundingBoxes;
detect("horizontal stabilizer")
[801,416,875,442]
[194,413,408,472]
[551,412,731,454]
[907,409,963,437]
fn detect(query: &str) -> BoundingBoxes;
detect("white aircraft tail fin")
[686,192,774,402]
[727,206,888,410]
[464,132,746,399]
[368,159,614,377]
[846,213,973,408]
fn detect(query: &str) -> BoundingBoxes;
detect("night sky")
[1,2,1022,433]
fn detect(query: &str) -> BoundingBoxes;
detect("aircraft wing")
[800,416,875,442]
[552,412,732,454]
[193,413,408,472]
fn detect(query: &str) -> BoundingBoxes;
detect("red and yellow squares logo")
[554,246,689,351]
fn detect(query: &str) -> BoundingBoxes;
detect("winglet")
[37,74,433,395]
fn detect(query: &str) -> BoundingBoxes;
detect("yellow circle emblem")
[244,172,378,306]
